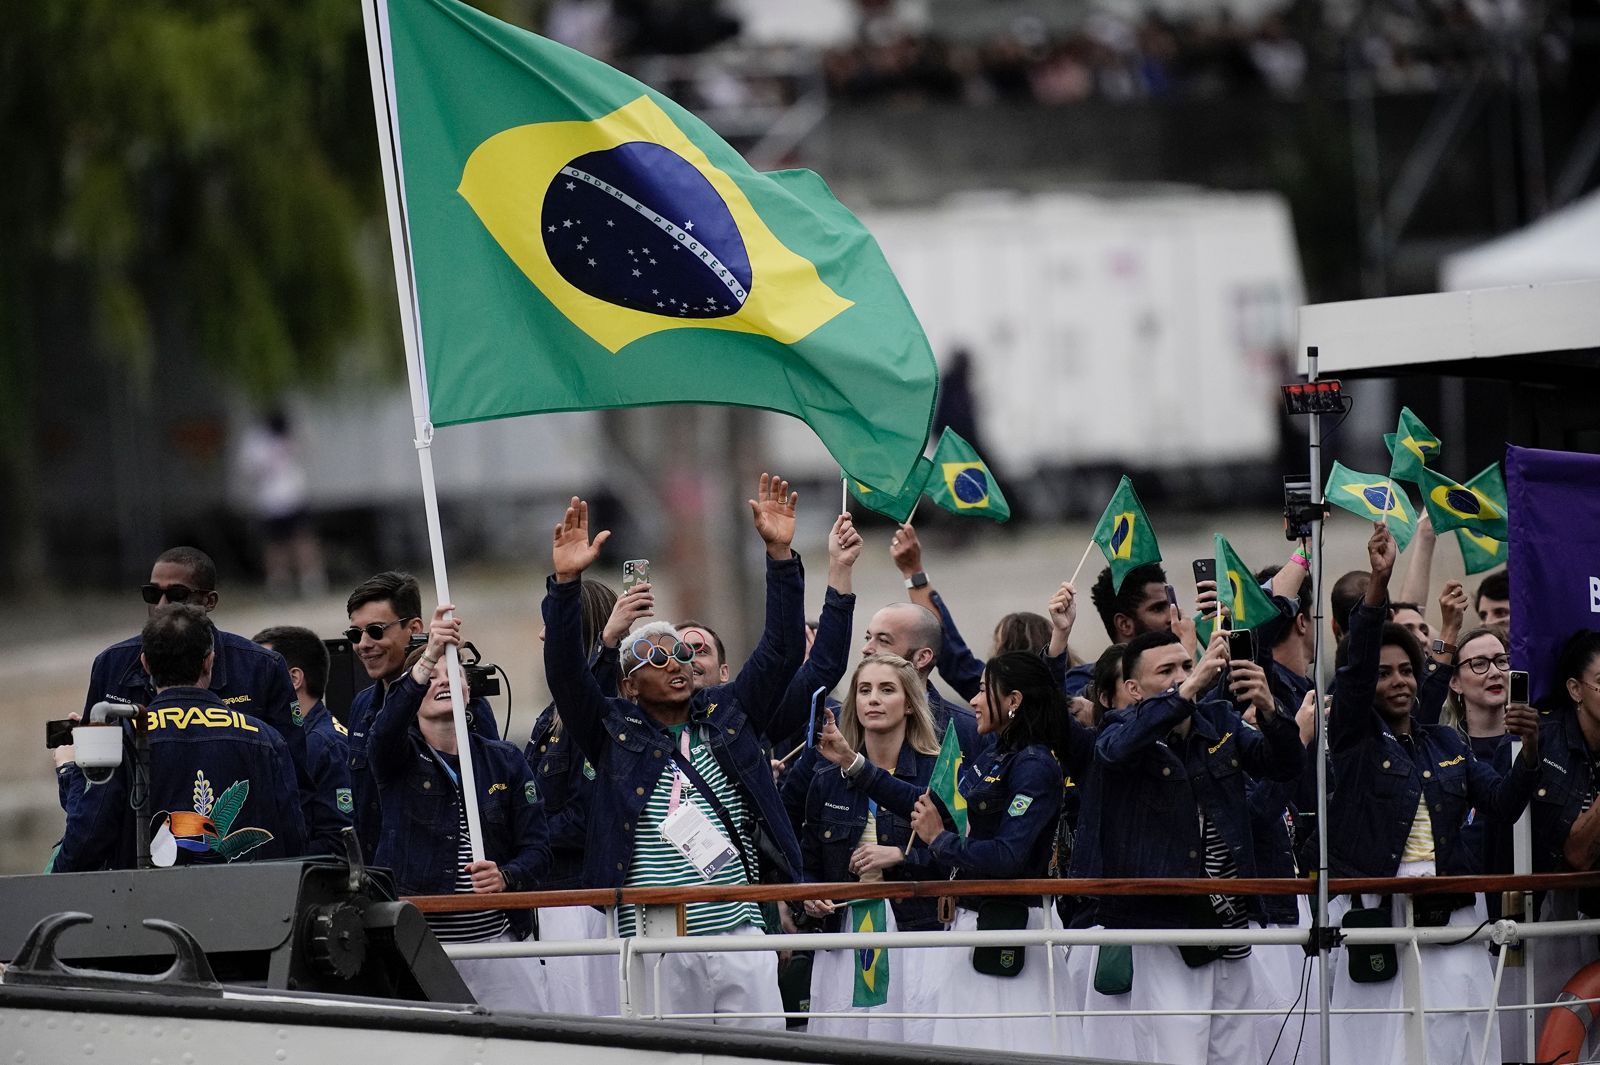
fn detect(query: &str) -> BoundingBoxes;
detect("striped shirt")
[1401,795,1436,863]
[615,723,763,938]
[1200,813,1251,960]
[424,764,510,944]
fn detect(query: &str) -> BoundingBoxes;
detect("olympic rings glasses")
[1461,653,1511,675]
[626,637,696,675]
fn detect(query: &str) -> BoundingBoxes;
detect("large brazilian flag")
[377,0,938,495]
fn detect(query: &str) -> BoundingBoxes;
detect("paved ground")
[0,507,1466,875]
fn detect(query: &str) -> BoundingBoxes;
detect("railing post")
[620,904,682,1021]
[1399,897,1427,1064]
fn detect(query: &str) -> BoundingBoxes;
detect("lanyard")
[668,726,693,814]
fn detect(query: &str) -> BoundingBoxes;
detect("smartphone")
[1508,670,1529,706]
[1192,558,1217,585]
[622,559,650,592]
[45,719,76,750]
[1227,628,1256,662]
[1165,585,1179,611]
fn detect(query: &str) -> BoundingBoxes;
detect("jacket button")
[1189,850,1198,859]
[1423,770,1432,779]
[727,728,736,736]
[1538,788,1547,797]
[617,733,626,742]
[978,801,987,810]
[1230,758,1239,767]
[617,862,625,871]
[1382,760,1391,769]
[823,830,833,839]
[635,787,645,796]
[653,749,664,758]
[624,822,633,833]
[423,780,431,789]
[1162,767,1171,777]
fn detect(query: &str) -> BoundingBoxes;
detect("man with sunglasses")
[343,571,501,863]
[541,476,807,1027]
[83,546,307,804]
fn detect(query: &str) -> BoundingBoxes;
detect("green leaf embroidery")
[210,780,249,837]
[210,827,273,861]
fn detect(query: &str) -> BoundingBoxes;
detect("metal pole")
[1308,345,1333,1065]
[359,0,485,861]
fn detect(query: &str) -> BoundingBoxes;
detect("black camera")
[1282,475,1324,541]
[404,635,502,698]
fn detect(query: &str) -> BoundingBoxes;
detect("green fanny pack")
[971,900,1030,978]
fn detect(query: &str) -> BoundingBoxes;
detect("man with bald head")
[861,601,984,760]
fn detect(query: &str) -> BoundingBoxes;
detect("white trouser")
[1329,862,1498,1065]
[453,930,549,1013]
[1076,937,1216,1065]
[538,904,619,1016]
[809,903,905,1041]
[632,922,784,1029]
[927,907,1072,1056]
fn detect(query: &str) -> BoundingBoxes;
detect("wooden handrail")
[404,870,1600,913]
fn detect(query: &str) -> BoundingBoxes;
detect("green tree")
[0,0,385,592]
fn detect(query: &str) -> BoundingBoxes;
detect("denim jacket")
[541,555,807,888]
[300,701,353,856]
[525,644,621,889]
[1532,709,1598,873]
[1074,689,1304,928]
[367,673,549,936]
[849,741,1069,898]
[55,687,306,871]
[1327,600,1537,878]
[348,673,498,864]
[802,743,944,931]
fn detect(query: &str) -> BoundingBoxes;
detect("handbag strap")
[671,743,760,886]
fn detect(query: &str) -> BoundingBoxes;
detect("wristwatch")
[905,571,929,590]
[1431,639,1456,657]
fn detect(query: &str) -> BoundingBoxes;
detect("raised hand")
[424,603,461,663]
[552,497,611,582]
[1227,659,1275,720]
[749,473,798,559]
[890,523,924,577]
[1179,629,1230,702]
[1438,579,1468,643]
[815,707,856,768]
[1048,581,1078,657]
[1195,579,1219,620]
[601,583,655,648]
[1506,701,1540,761]
[1368,522,1397,581]
[829,513,863,568]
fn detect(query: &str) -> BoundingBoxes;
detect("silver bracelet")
[841,752,866,779]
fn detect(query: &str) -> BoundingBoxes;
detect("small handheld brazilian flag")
[1324,462,1418,553]
[927,722,967,836]
[846,458,932,523]
[1385,407,1442,485]
[1214,535,1278,632]
[924,428,1010,522]
[850,899,891,1008]
[1418,465,1509,540]
[1091,476,1161,592]
[1453,463,1507,574]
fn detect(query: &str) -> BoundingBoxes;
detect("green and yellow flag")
[1418,465,1509,540]
[1325,461,1418,553]
[1215,534,1277,632]
[1454,463,1507,574]
[1091,476,1161,592]
[850,899,891,1007]
[1385,407,1442,484]
[378,0,937,495]
[846,458,932,523]
[928,722,967,836]
[924,428,1010,522]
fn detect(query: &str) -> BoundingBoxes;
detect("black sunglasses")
[140,582,211,605]
[344,618,418,644]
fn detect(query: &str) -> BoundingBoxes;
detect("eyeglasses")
[1462,653,1512,675]
[626,637,696,675]
[344,618,416,644]
[140,583,211,605]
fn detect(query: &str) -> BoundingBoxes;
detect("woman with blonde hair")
[800,652,944,1040]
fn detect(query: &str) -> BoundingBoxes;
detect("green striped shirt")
[616,722,764,938]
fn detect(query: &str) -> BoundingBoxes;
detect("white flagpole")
[360,0,485,863]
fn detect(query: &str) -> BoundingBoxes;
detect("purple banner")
[1507,445,1600,704]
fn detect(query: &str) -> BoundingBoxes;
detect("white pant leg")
[1329,893,1406,1065]
[1422,898,1499,1065]
[1080,939,1214,1065]
[928,908,1061,1055]
[808,906,904,1041]
[453,930,549,1013]
[704,922,785,1029]
[537,906,596,1015]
